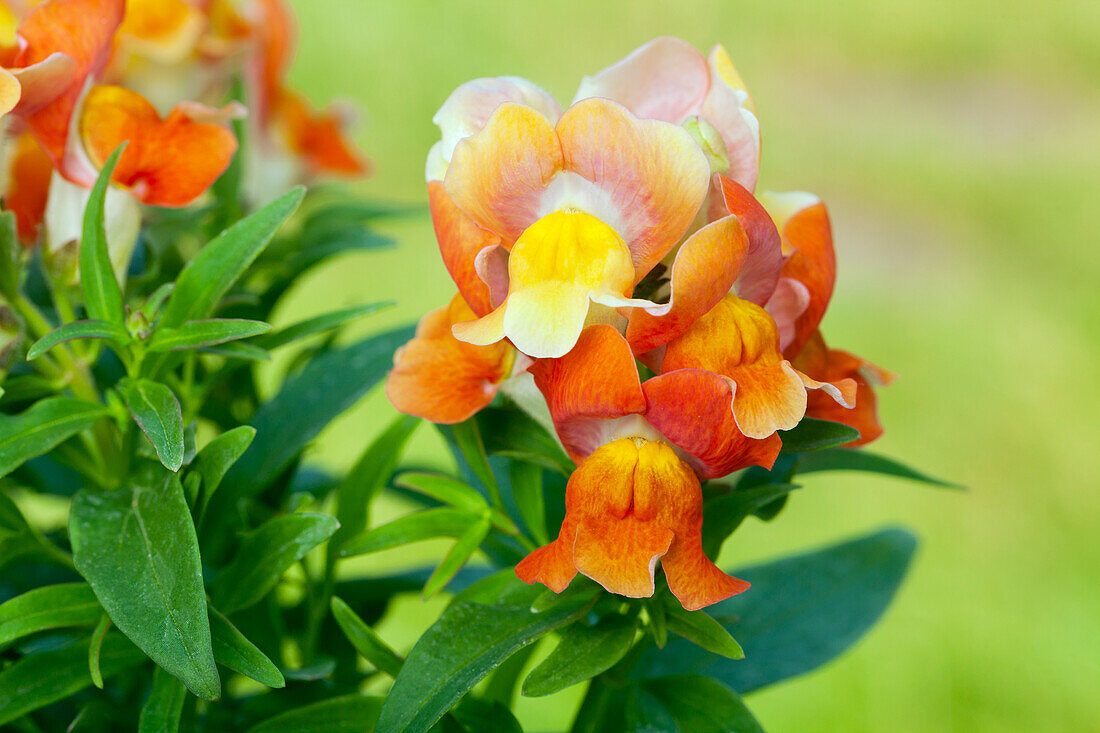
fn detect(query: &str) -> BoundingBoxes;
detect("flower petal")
[624,215,748,354]
[572,36,709,124]
[274,90,367,175]
[765,276,810,352]
[642,369,781,479]
[702,45,760,191]
[718,175,784,305]
[119,0,205,64]
[15,0,125,167]
[79,85,238,206]
[574,516,673,598]
[759,191,835,358]
[427,180,502,317]
[6,131,55,245]
[556,98,710,278]
[386,296,513,424]
[0,67,18,118]
[444,102,564,245]
[9,52,76,116]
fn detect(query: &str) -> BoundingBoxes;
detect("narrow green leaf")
[147,319,272,352]
[0,210,21,299]
[210,513,339,614]
[70,475,221,700]
[645,598,668,649]
[422,516,491,598]
[701,483,800,558]
[639,675,763,733]
[510,459,548,545]
[795,448,961,488]
[330,413,419,552]
[0,583,102,648]
[26,320,129,360]
[779,417,860,452]
[194,426,255,523]
[88,614,111,688]
[396,472,487,513]
[447,418,499,499]
[664,603,743,660]
[199,341,271,361]
[209,606,285,688]
[160,186,304,328]
[116,378,185,471]
[331,596,404,678]
[80,145,126,325]
[138,667,187,733]
[530,577,602,613]
[339,508,481,558]
[522,615,637,697]
[477,406,572,475]
[257,302,393,350]
[247,695,384,733]
[636,527,918,693]
[0,635,146,725]
[140,283,175,321]
[0,397,110,478]
[376,581,592,733]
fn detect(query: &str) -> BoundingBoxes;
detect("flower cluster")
[0,0,365,268]
[388,37,893,610]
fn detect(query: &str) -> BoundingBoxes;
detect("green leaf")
[331,596,404,678]
[0,583,102,648]
[422,515,490,598]
[330,413,419,552]
[247,695,384,733]
[0,210,21,299]
[0,634,146,725]
[446,418,499,500]
[639,675,763,733]
[214,325,413,504]
[701,483,800,558]
[210,513,339,614]
[209,606,285,688]
[116,378,185,472]
[26,319,129,360]
[396,472,488,513]
[522,615,637,697]
[70,475,220,700]
[339,507,482,558]
[80,145,127,325]
[0,489,41,568]
[0,397,110,478]
[140,283,175,321]
[376,581,593,733]
[87,613,111,688]
[779,417,860,452]
[795,448,961,488]
[160,186,305,328]
[199,341,271,361]
[635,527,918,693]
[510,460,548,545]
[257,302,393,350]
[147,319,272,352]
[477,406,572,475]
[194,426,256,523]
[663,603,743,660]
[138,667,187,733]
[451,699,524,733]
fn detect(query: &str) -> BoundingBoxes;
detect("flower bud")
[683,115,729,174]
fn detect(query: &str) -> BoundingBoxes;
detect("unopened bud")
[683,116,730,174]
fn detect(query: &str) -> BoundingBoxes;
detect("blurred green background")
[277,1,1100,730]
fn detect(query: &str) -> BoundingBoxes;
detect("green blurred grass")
[282,1,1100,730]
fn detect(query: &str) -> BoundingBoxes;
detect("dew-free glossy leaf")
[422,515,490,598]
[160,187,304,328]
[26,320,129,360]
[339,508,481,558]
[396,472,487,513]
[640,675,763,733]
[522,615,636,697]
[116,378,185,472]
[0,397,110,478]
[331,596,404,678]
[376,581,592,733]
[477,406,572,475]
[209,606,285,688]
[635,527,918,693]
[138,667,187,733]
[70,476,220,700]
[779,417,860,452]
[80,146,126,325]
[663,603,743,660]
[795,448,960,488]
[510,460,548,545]
[147,319,272,352]
[701,483,799,558]
[247,695,384,733]
[446,419,499,499]
[194,426,255,522]
[257,302,392,350]
[210,513,338,614]
[0,583,101,648]
[0,210,20,299]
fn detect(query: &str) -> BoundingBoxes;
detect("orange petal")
[9,52,76,116]
[0,66,17,117]
[275,89,368,175]
[642,369,781,479]
[759,191,835,359]
[572,36,709,124]
[6,130,55,245]
[624,215,749,355]
[528,324,646,462]
[385,295,513,424]
[633,441,749,610]
[79,85,238,206]
[556,97,710,278]
[702,45,760,192]
[574,516,673,598]
[765,276,810,352]
[444,102,564,245]
[428,180,502,317]
[794,331,895,447]
[119,0,205,64]
[247,0,295,124]
[717,175,784,305]
[15,0,126,168]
